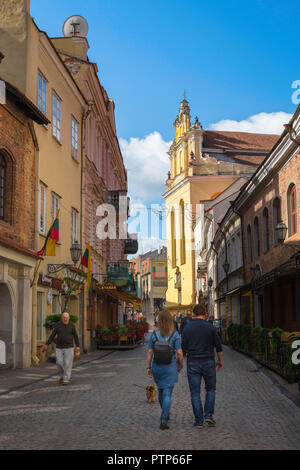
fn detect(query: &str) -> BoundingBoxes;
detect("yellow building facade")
[0,0,87,361]
[164,98,272,311]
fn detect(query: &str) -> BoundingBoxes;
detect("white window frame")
[51,192,60,220]
[38,71,47,115]
[52,91,61,142]
[51,193,60,242]
[71,207,79,244]
[37,292,46,341]
[71,116,79,160]
[39,183,47,235]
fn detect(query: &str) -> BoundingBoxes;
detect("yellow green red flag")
[37,210,60,257]
[81,243,92,294]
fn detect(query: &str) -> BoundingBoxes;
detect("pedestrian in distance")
[147,309,183,430]
[179,309,193,336]
[42,312,80,385]
[182,304,223,428]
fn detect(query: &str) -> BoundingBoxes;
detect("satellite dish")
[63,15,89,38]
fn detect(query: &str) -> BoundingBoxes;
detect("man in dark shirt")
[182,304,223,428]
[43,312,80,385]
[179,309,193,335]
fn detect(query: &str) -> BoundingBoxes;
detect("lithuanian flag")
[81,243,92,294]
[37,210,60,257]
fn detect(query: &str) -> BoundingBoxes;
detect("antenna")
[63,15,89,38]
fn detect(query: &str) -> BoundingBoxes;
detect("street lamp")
[70,241,82,265]
[208,277,213,288]
[223,260,230,275]
[276,221,288,244]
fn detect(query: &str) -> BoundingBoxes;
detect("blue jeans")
[187,359,216,425]
[158,387,174,423]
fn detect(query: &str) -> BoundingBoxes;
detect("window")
[71,208,79,244]
[51,193,60,221]
[254,217,260,258]
[0,155,6,219]
[39,184,47,234]
[288,184,297,236]
[52,295,61,315]
[273,197,281,245]
[247,225,252,263]
[52,92,61,142]
[291,278,297,322]
[263,207,270,253]
[38,72,47,115]
[171,208,176,268]
[71,116,79,159]
[232,238,236,271]
[37,292,46,341]
[180,200,186,265]
[97,136,102,172]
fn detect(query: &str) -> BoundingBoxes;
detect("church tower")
[174,96,191,142]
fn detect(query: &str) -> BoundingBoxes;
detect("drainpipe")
[32,139,40,366]
[80,102,93,352]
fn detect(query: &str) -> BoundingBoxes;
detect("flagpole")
[30,257,43,288]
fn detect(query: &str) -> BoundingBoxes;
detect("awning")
[99,288,143,308]
[165,301,194,312]
[216,286,251,302]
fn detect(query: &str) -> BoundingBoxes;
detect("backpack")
[153,330,176,365]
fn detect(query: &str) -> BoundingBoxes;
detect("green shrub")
[285,336,300,383]
[253,327,269,355]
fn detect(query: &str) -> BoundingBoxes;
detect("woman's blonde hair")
[157,309,174,337]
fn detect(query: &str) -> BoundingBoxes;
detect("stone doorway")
[0,283,13,368]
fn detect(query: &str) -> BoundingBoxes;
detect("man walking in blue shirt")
[182,304,223,428]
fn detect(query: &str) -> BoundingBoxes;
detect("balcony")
[107,263,130,288]
[124,237,138,255]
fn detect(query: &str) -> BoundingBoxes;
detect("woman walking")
[147,309,183,430]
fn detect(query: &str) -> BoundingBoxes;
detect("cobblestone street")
[0,334,300,450]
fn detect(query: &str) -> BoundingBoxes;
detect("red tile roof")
[203,130,279,151]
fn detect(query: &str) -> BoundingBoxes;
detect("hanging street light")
[276,221,288,244]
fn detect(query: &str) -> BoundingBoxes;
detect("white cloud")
[119,132,171,202]
[134,237,166,257]
[209,111,293,135]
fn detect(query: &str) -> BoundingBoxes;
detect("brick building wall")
[241,149,300,331]
[0,97,36,250]
[242,150,300,285]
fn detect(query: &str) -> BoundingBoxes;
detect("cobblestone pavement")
[0,335,300,450]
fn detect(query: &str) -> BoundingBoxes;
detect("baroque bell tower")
[174,94,191,143]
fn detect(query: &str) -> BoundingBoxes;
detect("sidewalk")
[0,349,115,396]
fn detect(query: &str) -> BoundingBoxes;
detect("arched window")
[180,200,186,265]
[254,217,260,258]
[247,225,252,263]
[263,207,270,253]
[171,208,176,268]
[273,197,281,246]
[0,154,6,219]
[288,184,297,236]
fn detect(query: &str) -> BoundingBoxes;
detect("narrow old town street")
[0,327,299,451]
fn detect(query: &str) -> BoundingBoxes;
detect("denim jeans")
[56,348,74,382]
[158,387,174,423]
[187,359,216,425]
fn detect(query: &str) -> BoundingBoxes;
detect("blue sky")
[31,0,299,140]
[31,0,300,253]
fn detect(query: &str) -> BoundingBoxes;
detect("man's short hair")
[193,304,207,317]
